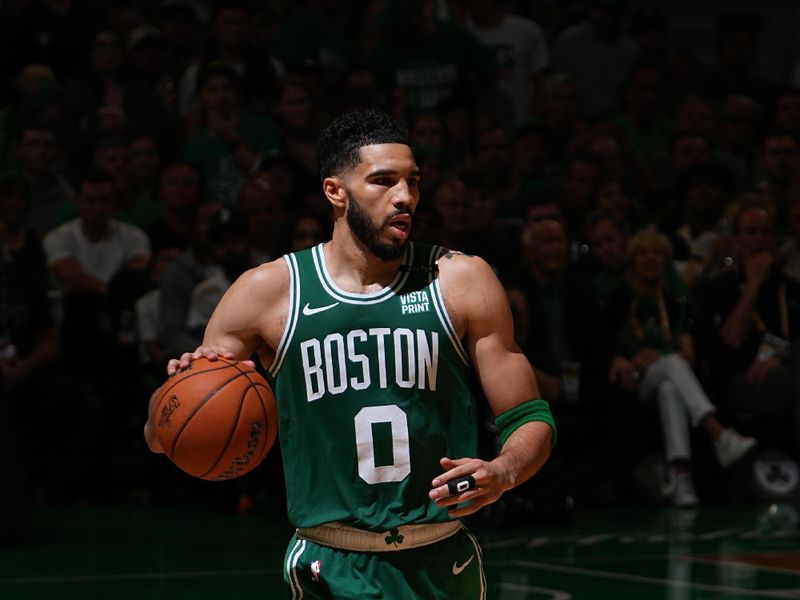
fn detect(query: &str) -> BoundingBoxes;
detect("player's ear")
[323,176,347,210]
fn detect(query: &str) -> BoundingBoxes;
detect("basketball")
[153,357,278,481]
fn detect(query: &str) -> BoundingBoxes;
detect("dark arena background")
[2,0,800,598]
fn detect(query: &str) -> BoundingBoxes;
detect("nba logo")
[311,560,322,582]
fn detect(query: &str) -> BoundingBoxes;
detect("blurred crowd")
[1,0,800,524]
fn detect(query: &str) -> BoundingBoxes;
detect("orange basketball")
[154,357,278,480]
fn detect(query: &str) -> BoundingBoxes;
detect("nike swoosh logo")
[452,554,474,575]
[302,302,340,316]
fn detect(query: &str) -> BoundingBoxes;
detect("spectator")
[185,207,254,331]
[369,0,497,115]
[560,152,602,242]
[716,94,763,186]
[772,88,800,138]
[59,135,165,230]
[754,130,800,210]
[0,64,63,170]
[613,63,672,169]
[669,163,735,285]
[697,197,800,455]
[431,176,473,252]
[464,169,523,282]
[135,246,180,387]
[13,125,75,236]
[606,229,757,505]
[44,169,150,472]
[158,200,224,358]
[519,218,605,406]
[708,13,778,107]
[272,76,328,180]
[145,162,202,255]
[673,94,716,139]
[184,62,281,205]
[43,167,150,297]
[465,0,550,127]
[178,0,280,116]
[537,71,584,159]
[286,210,330,254]
[59,27,171,171]
[128,132,163,203]
[585,210,629,302]
[551,0,639,118]
[236,173,287,265]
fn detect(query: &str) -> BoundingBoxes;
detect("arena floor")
[1,501,799,599]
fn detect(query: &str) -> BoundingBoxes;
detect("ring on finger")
[446,474,476,496]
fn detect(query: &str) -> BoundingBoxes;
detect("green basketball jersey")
[268,242,477,530]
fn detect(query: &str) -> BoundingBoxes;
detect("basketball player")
[145,109,555,598]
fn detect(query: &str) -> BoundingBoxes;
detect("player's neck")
[323,233,405,293]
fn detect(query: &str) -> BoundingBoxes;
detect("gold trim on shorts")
[296,521,462,552]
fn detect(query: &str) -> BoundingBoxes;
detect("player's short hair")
[316,109,410,181]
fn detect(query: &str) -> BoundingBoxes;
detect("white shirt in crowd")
[43,218,151,284]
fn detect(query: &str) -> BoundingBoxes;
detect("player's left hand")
[428,457,512,517]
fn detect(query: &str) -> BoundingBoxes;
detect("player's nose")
[392,179,415,207]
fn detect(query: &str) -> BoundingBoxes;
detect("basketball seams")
[157,357,277,480]
[225,360,277,469]
[168,370,246,459]
[155,360,238,414]
[199,378,251,479]
[251,383,276,466]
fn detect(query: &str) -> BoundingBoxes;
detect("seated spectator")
[537,71,584,159]
[272,76,328,181]
[754,130,800,212]
[670,163,736,286]
[158,201,225,358]
[128,132,163,205]
[606,229,757,506]
[43,167,151,298]
[135,246,180,388]
[431,176,474,252]
[186,208,254,331]
[585,210,629,303]
[184,62,281,205]
[286,210,331,254]
[518,218,605,408]
[58,135,165,229]
[237,173,288,265]
[13,125,75,236]
[464,169,523,283]
[696,197,800,456]
[177,0,280,117]
[43,168,151,368]
[145,162,202,255]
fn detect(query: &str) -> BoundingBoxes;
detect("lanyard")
[753,283,789,339]
[630,289,671,342]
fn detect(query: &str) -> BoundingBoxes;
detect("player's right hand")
[167,345,253,375]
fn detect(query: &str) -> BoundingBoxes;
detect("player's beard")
[345,189,411,262]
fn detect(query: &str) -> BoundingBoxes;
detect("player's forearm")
[492,421,552,491]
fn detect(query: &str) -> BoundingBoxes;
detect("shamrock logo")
[384,527,404,547]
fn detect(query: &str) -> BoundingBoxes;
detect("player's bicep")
[202,275,262,359]
[463,263,540,414]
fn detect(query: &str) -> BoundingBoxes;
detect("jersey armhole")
[268,253,300,379]
[429,245,470,366]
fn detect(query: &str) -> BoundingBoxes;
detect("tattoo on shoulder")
[443,251,475,260]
